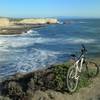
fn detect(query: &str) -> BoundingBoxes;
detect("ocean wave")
[21,29,39,36]
[0,49,60,77]
[79,21,87,23]
[16,49,59,68]
[0,37,54,48]
[0,36,96,50]
[65,38,96,44]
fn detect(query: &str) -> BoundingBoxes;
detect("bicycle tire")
[85,61,99,77]
[66,66,79,93]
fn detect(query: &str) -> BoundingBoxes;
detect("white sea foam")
[65,38,96,44]
[0,29,39,37]
[21,29,39,36]
[0,36,96,50]
[0,37,52,48]
[0,49,60,78]
[79,21,87,23]
[11,49,59,73]
[27,29,33,34]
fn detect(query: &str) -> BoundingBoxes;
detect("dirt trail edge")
[32,75,100,100]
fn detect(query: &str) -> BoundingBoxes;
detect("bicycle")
[66,44,99,93]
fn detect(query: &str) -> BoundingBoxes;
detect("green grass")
[52,62,92,91]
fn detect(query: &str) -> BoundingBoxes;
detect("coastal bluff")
[0,18,59,26]
[17,18,59,24]
[0,18,11,27]
[0,18,59,35]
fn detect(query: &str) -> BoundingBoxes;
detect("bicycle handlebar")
[81,44,87,54]
[70,44,87,60]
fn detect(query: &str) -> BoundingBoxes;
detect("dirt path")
[31,75,100,100]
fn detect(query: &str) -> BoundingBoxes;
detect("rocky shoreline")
[0,62,73,99]
[0,24,46,35]
[0,58,99,100]
[0,18,59,35]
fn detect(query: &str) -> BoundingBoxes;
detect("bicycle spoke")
[67,66,79,92]
[85,61,99,77]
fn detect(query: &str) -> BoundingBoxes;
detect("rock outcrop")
[18,18,59,24]
[0,18,59,35]
[0,18,10,27]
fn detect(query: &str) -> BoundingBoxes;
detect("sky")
[0,0,100,18]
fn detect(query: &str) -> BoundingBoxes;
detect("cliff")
[0,18,59,27]
[18,18,59,24]
[0,18,11,27]
[0,18,59,35]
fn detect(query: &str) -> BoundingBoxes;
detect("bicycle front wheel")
[66,66,79,93]
[85,61,99,77]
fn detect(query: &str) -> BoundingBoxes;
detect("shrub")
[78,71,92,90]
[27,78,36,97]
[0,96,11,100]
[4,81,23,99]
[52,62,92,91]
[52,63,71,90]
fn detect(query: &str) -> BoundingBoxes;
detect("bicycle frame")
[73,55,85,80]
[70,44,87,80]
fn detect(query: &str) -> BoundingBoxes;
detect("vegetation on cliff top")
[0,17,58,27]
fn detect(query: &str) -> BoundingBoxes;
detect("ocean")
[0,19,100,79]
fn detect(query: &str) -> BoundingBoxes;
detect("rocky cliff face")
[0,18,11,26]
[0,18,59,35]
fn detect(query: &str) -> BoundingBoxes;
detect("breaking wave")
[21,29,40,36]
[65,38,96,44]
[15,49,60,72]
[0,48,61,78]
[0,36,96,49]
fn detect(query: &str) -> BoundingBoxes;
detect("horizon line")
[0,16,100,19]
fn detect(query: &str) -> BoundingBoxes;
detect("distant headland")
[0,17,59,35]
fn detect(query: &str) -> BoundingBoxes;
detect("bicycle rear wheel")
[85,61,99,77]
